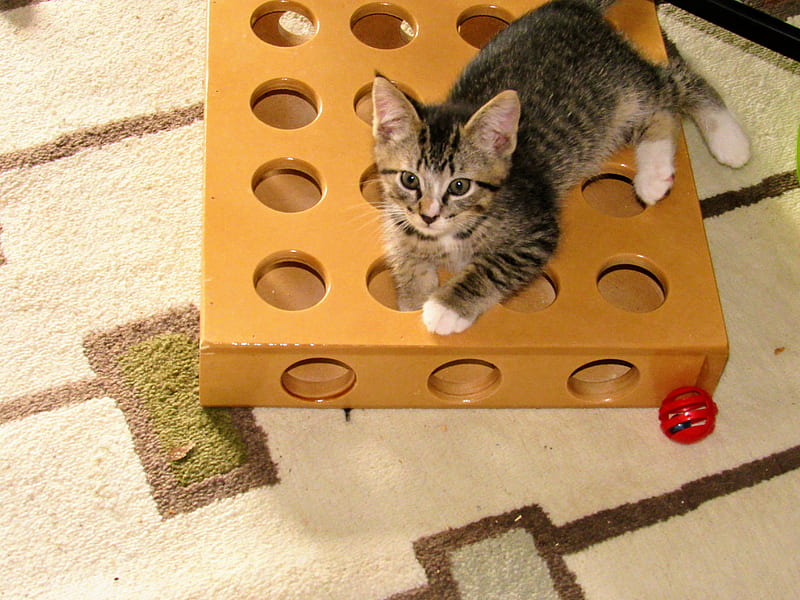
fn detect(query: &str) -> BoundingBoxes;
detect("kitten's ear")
[464,90,520,158]
[372,76,420,142]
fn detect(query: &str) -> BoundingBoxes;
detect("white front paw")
[634,138,675,206]
[422,299,474,335]
[634,169,675,206]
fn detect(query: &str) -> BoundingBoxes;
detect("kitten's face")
[378,139,500,237]
[372,78,520,238]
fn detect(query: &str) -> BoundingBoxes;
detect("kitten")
[371,0,749,335]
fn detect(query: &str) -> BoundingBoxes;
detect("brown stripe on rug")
[0,0,53,10]
[0,378,107,424]
[702,170,799,218]
[659,0,800,21]
[744,0,800,20]
[555,444,800,553]
[384,443,800,600]
[0,223,5,267]
[0,102,204,173]
[83,304,279,519]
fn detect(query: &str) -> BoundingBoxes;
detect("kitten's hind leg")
[692,104,750,168]
[633,110,679,206]
[663,37,750,169]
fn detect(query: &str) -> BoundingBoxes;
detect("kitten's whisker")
[341,205,385,238]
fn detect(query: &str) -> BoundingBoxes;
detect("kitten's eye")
[399,171,421,191]
[447,178,471,196]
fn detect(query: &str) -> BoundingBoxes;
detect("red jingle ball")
[659,387,718,444]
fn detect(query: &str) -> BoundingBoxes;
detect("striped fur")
[372,0,749,334]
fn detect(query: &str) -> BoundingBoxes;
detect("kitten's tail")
[664,37,751,168]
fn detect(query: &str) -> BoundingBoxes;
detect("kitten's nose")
[420,213,438,225]
[419,196,440,225]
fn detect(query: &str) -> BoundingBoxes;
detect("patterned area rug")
[1,1,798,599]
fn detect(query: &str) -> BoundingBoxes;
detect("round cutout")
[360,164,384,208]
[254,251,327,310]
[281,359,356,401]
[428,359,501,403]
[251,79,319,129]
[503,272,557,312]
[597,260,666,313]
[351,3,416,49]
[252,158,323,213]
[251,2,317,46]
[354,83,375,125]
[568,359,639,401]
[582,174,644,217]
[457,6,512,49]
[366,258,399,310]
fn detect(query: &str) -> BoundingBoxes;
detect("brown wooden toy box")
[200,0,728,407]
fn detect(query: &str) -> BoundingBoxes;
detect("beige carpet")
[1,1,799,598]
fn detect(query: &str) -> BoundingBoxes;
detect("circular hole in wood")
[254,251,327,310]
[351,3,416,49]
[582,173,644,217]
[503,272,557,313]
[354,83,375,125]
[597,260,666,313]
[568,359,639,402]
[281,358,356,401]
[457,6,512,49]
[359,164,384,208]
[428,359,501,403]
[251,78,319,129]
[252,158,323,213]
[251,2,317,47]
[366,258,399,310]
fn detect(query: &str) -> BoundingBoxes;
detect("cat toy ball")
[659,387,718,444]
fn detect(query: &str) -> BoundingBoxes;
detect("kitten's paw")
[634,168,674,206]
[705,110,750,168]
[422,299,474,335]
[634,138,675,205]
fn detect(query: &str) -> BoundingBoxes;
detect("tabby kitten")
[371,0,749,334]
